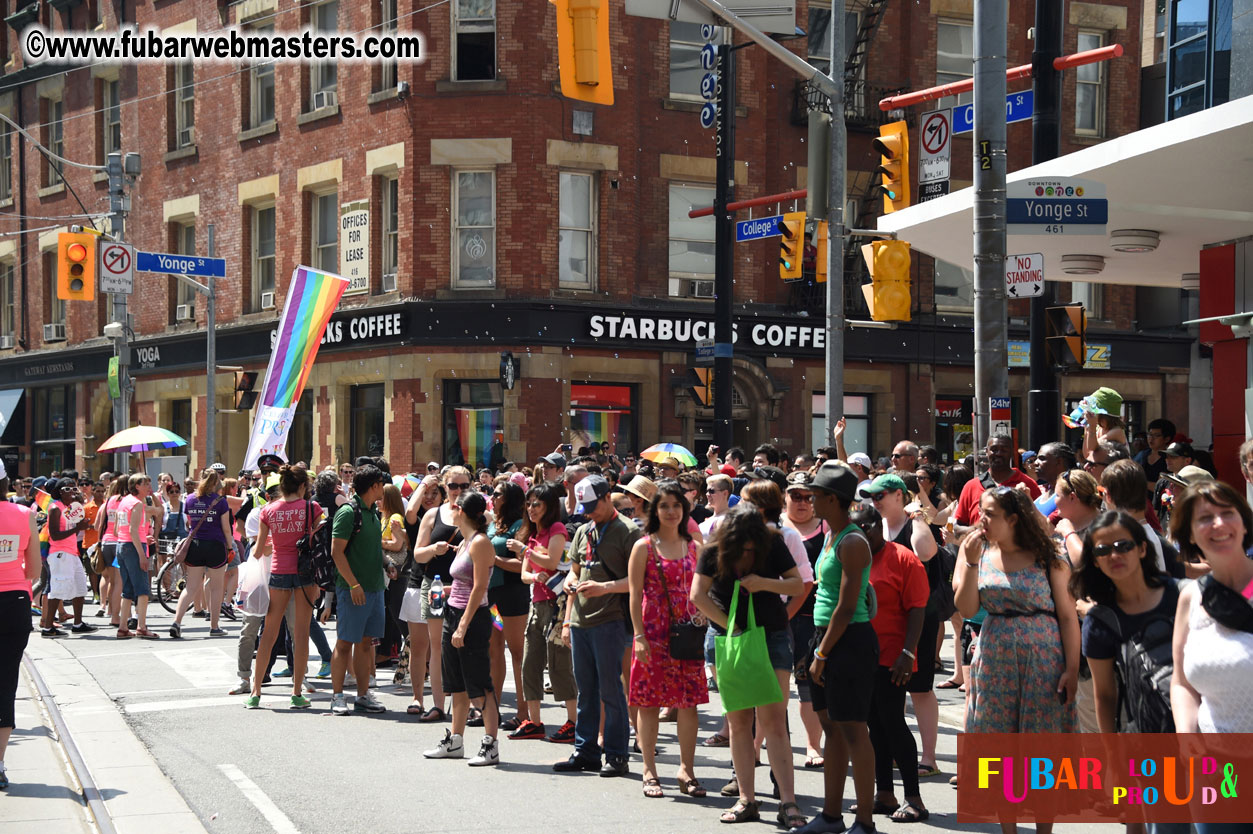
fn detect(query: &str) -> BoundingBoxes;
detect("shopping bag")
[714,580,782,714]
[236,554,271,617]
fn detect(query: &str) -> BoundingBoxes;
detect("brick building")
[0,0,1189,478]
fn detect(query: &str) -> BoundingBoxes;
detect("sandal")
[936,679,963,689]
[406,701,425,715]
[720,799,760,824]
[720,775,739,797]
[891,801,929,823]
[643,777,664,798]
[135,628,160,640]
[848,800,899,816]
[418,706,445,723]
[804,756,825,769]
[115,629,134,639]
[678,777,706,798]
[777,802,806,830]
[917,763,941,778]
[703,732,730,748]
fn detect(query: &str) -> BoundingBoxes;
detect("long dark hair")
[456,490,489,535]
[983,486,1062,570]
[516,482,563,543]
[705,503,775,580]
[645,479,692,541]
[494,482,526,531]
[943,464,973,503]
[1068,511,1163,607]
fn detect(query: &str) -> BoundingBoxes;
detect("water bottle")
[1035,490,1058,518]
[429,575,445,618]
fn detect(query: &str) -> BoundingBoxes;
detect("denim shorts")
[764,627,794,672]
[337,589,385,644]
[269,572,310,590]
[116,542,149,602]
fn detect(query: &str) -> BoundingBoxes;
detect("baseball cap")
[539,453,568,469]
[847,452,872,470]
[719,464,738,477]
[746,465,787,492]
[784,471,813,492]
[860,473,908,497]
[1164,442,1194,458]
[427,461,440,471]
[574,474,610,512]
[1164,465,1213,489]
[811,461,859,502]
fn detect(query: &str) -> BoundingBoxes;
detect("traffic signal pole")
[1027,0,1064,451]
[206,224,217,467]
[106,153,130,475]
[713,43,736,451]
[824,6,846,446]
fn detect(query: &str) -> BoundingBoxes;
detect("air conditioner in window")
[178,126,194,147]
[313,90,338,110]
[175,304,194,322]
[381,273,397,293]
[260,291,276,310]
[690,280,716,298]
[0,334,13,349]
[43,323,66,342]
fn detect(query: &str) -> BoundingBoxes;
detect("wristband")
[350,583,361,590]
[901,648,916,659]
[813,647,827,661]
[965,560,980,568]
[634,633,647,640]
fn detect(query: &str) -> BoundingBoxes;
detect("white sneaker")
[424,730,464,759]
[304,678,316,694]
[330,693,350,715]
[354,693,386,713]
[468,735,499,767]
[369,675,377,689]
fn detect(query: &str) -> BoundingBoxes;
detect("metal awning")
[0,388,22,436]
[875,96,1253,287]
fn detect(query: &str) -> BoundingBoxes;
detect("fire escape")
[788,0,901,317]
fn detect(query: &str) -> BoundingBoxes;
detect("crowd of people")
[1,390,1252,834]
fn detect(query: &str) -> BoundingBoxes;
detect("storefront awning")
[0,388,23,435]
[876,96,1253,288]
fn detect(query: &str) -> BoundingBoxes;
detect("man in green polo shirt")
[329,464,388,716]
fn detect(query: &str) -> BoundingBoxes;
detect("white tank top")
[1183,584,1253,732]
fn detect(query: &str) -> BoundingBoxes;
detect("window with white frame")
[812,393,871,456]
[0,262,13,341]
[453,0,495,81]
[1071,282,1103,319]
[936,20,974,108]
[934,258,974,311]
[668,183,715,294]
[453,171,494,287]
[102,79,121,158]
[311,0,339,105]
[175,221,196,310]
[313,191,338,272]
[669,21,723,99]
[45,98,64,186]
[1075,31,1106,135]
[252,204,276,309]
[382,176,399,281]
[0,123,11,201]
[173,64,194,147]
[48,266,65,325]
[379,0,398,90]
[249,24,275,127]
[559,171,595,289]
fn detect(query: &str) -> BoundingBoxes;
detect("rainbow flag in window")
[454,407,502,469]
[571,409,625,448]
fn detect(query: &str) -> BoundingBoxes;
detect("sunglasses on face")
[891,453,909,459]
[447,482,470,490]
[526,500,543,508]
[1092,539,1137,558]
[619,507,635,517]
[789,493,814,503]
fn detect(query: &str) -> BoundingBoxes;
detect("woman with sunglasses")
[410,466,472,722]
[782,471,828,770]
[487,480,529,731]
[1169,480,1253,736]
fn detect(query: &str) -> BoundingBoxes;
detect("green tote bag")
[714,580,783,714]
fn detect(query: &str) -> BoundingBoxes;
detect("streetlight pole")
[823,6,846,445]
[106,152,130,475]
[712,42,736,451]
[206,224,217,468]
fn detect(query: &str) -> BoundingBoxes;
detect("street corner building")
[0,0,1240,478]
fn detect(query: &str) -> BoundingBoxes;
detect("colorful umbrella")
[640,443,699,468]
[392,474,422,498]
[96,425,188,454]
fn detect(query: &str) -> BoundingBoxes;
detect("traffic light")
[778,211,805,282]
[865,240,911,321]
[57,232,96,301]
[689,368,713,408]
[873,120,910,214]
[552,0,613,106]
[814,221,829,284]
[1046,303,1087,368]
[234,371,259,411]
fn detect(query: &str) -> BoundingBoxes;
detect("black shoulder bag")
[652,538,705,661]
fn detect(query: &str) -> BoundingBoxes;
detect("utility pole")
[1027,0,1064,451]
[206,224,217,468]
[713,41,736,451]
[106,152,131,475]
[972,0,1009,451]
[824,7,846,445]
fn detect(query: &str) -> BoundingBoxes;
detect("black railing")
[791,79,907,129]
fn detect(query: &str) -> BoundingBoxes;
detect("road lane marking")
[218,763,301,834]
[124,696,245,713]
[154,646,239,688]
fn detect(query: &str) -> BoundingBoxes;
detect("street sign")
[918,108,951,189]
[695,338,714,366]
[1006,178,1108,236]
[99,242,134,294]
[735,216,781,242]
[1005,252,1044,298]
[919,181,950,201]
[952,90,1033,134]
[136,251,227,277]
[989,396,1012,437]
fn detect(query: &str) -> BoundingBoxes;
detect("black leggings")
[867,664,920,798]
[1,590,33,729]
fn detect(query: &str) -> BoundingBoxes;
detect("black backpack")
[300,500,361,592]
[1086,580,1178,733]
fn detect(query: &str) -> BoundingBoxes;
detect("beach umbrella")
[640,443,698,468]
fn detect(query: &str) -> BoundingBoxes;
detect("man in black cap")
[746,465,788,493]
[538,452,567,484]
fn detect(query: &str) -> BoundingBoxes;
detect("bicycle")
[154,538,186,613]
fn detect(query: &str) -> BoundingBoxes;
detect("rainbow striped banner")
[454,407,501,469]
[571,409,624,448]
[243,266,348,469]
[32,488,53,513]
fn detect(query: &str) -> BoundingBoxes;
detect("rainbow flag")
[572,409,624,447]
[490,604,504,631]
[454,407,501,469]
[33,489,53,513]
[243,266,348,469]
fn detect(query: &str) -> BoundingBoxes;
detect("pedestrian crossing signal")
[1046,304,1087,368]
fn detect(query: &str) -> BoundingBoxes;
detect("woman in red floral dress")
[628,479,709,799]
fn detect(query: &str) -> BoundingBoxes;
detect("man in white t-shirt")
[699,474,734,538]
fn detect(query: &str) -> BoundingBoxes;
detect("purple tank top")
[448,537,487,609]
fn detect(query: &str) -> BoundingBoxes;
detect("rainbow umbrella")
[640,443,698,468]
[96,425,188,454]
[392,474,422,498]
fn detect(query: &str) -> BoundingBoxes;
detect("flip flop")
[848,800,900,815]
[804,756,825,769]
[891,801,929,823]
[406,701,425,715]
[418,706,445,723]
[917,763,941,778]
[936,679,963,689]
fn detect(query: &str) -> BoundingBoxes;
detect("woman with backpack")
[1070,511,1176,734]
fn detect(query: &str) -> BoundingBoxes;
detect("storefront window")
[570,382,636,456]
[350,384,385,460]
[443,380,503,470]
[170,399,191,450]
[32,385,75,474]
[812,393,870,454]
[289,390,314,466]
[934,398,973,464]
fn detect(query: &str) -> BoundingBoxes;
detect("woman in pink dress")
[628,479,708,799]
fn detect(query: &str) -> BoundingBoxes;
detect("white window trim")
[175,64,194,148]
[48,260,65,325]
[669,21,723,101]
[45,97,64,186]
[251,201,277,310]
[935,19,974,109]
[1075,30,1106,137]
[0,124,11,201]
[311,0,339,101]
[451,168,495,289]
[558,170,596,290]
[1072,281,1104,319]
[102,78,122,157]
[249,24,276,128]
[379,0,398,90]
[668,182,716,288]
[381,176,399,280]
[0,260,14,339]
[175,221,197,307]
[452,0,497,82]
[311,190,339,273]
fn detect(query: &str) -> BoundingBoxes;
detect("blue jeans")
[570,619,631,762]
[117,542,148,602]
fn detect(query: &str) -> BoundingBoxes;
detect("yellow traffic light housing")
[778,211,805,282]
[873,120,910,214]
[814,221,829,284]
[552,0,613,106]
[234,371,259,411]
[57,232,96,301]
[1046,303,1087,367]
[865,240,911,321]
